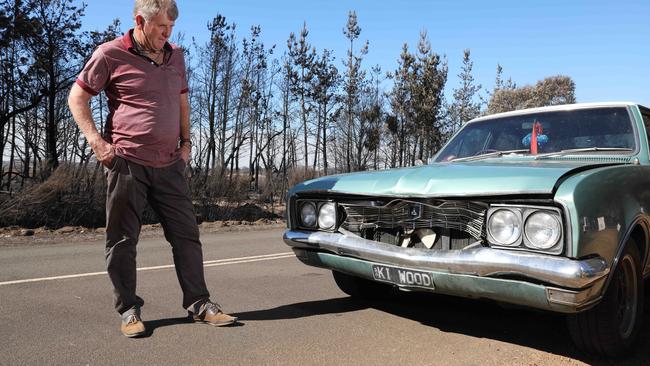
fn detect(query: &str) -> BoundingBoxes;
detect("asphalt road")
[1,228,649,366]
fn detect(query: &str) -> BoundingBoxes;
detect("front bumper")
[284,230,611,313]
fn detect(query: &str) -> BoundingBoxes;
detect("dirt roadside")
[0,218,286,247]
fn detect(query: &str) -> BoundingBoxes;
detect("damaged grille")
[340,199,487,250]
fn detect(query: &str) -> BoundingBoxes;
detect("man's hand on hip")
[89,137,115,167]
[180,143,191,164]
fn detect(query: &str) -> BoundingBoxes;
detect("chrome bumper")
[284,230,609,289]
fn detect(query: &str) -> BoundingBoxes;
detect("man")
[68,0,237,338]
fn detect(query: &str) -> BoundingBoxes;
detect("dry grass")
[0,165,106,228]
[0,164,283,229]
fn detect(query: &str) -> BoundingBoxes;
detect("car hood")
[290,160,622,197]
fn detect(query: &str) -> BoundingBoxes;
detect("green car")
[284,102,650,357]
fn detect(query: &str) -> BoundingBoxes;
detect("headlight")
[300,202,317,227]
[488,209,521,246]
[524,211,561,250]
[318,203,336,229]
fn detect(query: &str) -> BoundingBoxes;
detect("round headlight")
[524,211,561,250]
[488,209,521,246]
[300,202,317,227]
[318,203,336,229]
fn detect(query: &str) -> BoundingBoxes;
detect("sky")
[75,0,650,107]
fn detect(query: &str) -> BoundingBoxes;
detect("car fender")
[555,164,650,280]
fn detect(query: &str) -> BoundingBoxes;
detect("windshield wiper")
[451,149,530,162]
[534,147,634,159]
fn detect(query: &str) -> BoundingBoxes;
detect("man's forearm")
[178,93,191,163]
[180,93,190,141]
[68,84,102,144]
[68,83,114,164]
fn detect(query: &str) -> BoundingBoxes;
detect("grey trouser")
[104,157,210,314]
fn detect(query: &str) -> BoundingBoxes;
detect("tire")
[567,242,645,357]
[332,270,394,300]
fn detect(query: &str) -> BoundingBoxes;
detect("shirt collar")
[122,29,172,52]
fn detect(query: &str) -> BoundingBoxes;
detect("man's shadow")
[140,314,245,337]
[137,297,366,337]
[235,297,368,321]
[140,316,193,337]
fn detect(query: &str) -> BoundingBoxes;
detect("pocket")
[177,158,187,171]
[106,156,123,172]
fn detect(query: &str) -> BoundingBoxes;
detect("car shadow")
[233,288,650,364]
[368,290,650,365]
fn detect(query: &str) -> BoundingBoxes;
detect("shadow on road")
[367,290,650,366]
[234,297,369,321]
[236,286,650,364]
[141,316,245,336]
[141,316,193,337]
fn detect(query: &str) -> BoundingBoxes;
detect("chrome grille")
[340,199,487,240]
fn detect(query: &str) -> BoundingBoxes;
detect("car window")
[437,128,490,161]
[435,107,635,161]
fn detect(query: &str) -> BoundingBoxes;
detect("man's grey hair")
[134,0,178,21]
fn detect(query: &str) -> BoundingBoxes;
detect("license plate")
[372,265,435,289]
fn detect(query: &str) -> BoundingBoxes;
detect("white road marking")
[0,252,295,287]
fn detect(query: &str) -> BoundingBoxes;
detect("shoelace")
[201,301,222,315]
[125,314,140,325]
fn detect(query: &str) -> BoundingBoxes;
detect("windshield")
[434,107,636,162]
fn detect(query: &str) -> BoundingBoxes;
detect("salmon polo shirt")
[76,29,189,168]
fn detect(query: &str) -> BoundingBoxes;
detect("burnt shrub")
[0,165,106,228]
[0,164,282,229]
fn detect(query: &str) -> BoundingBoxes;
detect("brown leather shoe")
[120,307,146,337]
[191,301,238,327]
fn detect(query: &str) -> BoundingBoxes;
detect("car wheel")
[332,270,394,300]
[567,242,644,357]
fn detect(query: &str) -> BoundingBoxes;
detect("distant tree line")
[0,0,576,227]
